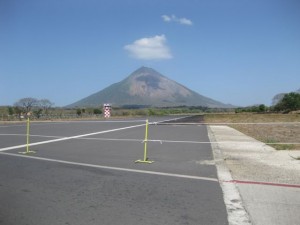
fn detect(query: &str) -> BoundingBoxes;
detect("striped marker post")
[103,104,111,118]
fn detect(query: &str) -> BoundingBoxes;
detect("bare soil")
[204,113,300,150]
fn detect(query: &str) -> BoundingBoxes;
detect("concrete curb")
[207,125,252,225]
[208,125,300,225]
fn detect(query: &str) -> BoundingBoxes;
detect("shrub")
[274,92,300,113]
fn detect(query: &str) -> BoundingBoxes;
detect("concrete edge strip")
[224,180,300,189]
[160,122,300,125]
[207,125,252,225]
[0,152,218,182]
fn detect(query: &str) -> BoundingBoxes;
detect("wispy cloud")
[124,35,172,60]
[162,15,193,26]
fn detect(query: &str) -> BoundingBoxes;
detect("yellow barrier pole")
[135,119,154,164]
[19,115,35,154]
[26,117,30,153]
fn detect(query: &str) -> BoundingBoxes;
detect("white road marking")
[1,134,299,145]
[0,152,219,182]
[0,116,191,152]
[0,134,64,138]
[0,123,145,151]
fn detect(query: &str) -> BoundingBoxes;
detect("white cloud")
[178,17,193,26]
[124,35,172,60]
[162,15,171,22]
[161,14,193,26]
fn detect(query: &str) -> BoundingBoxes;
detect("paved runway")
[0,116,228,225]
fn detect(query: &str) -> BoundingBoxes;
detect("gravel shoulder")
[209,125,300,184]
[208,125,300,225]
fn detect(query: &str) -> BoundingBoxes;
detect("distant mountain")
[67,67,232,108]
[272,88,300,105]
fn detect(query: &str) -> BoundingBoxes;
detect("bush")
[76,109,82,116]
[93,108,102,115]
[274,92,300,113]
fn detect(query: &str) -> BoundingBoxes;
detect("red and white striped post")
[103,104,111,118]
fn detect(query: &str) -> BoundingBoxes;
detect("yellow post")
[19,116,35,154]
[135,119,154,164]
[143,119,149,161]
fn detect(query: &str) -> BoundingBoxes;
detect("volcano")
[67,67,230,108]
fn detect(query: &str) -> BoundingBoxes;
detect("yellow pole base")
[135,159,154,164]
[19,151,36,154]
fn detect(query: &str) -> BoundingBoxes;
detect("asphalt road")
[0,116,228,225]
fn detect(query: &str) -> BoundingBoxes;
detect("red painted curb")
[223,180,300,188]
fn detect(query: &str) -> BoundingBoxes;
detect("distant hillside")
[67,67,232,108]
[272,88,300,105]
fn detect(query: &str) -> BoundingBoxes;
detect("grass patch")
[264,138,294,150]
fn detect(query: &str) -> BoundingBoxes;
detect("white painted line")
[0,116,188,128]
[2,120,299,129]
[0,134,64,138]
[0,120,146,128]
[76,137,143,142]
[0,124,25,128]
[2,134,299,146]
[0,123,145,152]
[0,152,219,182]
[0,116,190,152]
[150,116,192,125]
[40,120,148,123]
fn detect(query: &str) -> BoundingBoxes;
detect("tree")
[258,104,266,112]
[76,108,82,116]
[33,108,43,118]
[13,106,22,117]
[93,108,102,115]
[14,98,38,114]
[38,99,54,115]
[14,98,54,118]
[7,107,14,116]
[274,92,300,112]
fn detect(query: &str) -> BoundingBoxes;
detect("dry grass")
[204,113,300,150]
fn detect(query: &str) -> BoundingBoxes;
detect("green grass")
[264,138,294,150]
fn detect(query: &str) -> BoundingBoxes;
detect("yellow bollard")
[135,119,154,164]
[19,116,36,154]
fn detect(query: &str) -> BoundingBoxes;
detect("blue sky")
[1,0,299,107]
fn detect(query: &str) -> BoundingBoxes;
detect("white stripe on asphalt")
[0,123,145,151]
[1,134,300,145]
[0,152,218,182]
[0,116,190,152]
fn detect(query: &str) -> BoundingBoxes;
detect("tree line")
[4,92,300,120]
[9,98,54,118]
[273,92,300,113]
[6,98,103,119]
[235,92,300,113]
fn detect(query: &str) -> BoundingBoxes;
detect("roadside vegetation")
[1,92,299,150]
[1,92,299,120]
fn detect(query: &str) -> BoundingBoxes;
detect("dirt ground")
[204,113,300,150]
